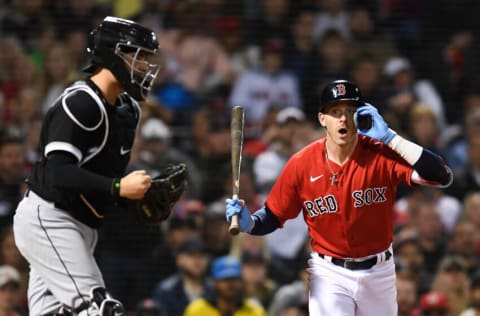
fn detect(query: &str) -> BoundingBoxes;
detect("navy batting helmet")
[319,80,362,112]
[84,16,161,101]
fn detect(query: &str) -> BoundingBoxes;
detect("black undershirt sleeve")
[413,149,453,186]
[250,206,281,235]
[47,151,114,194]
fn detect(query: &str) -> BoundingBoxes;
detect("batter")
[226,79,452,315]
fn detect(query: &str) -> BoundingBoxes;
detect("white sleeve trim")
[387,134,423,166]
[45,142,82,162]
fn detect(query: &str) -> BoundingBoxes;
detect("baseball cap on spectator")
[262,37,285,54]
[276,107,305,125]
[216,16,241,33]
[383,56,412,77]
[177,236,207,255]
[393,235,419,253]
[420,291,449,312]
[241,251,265,264]
[0,265,20,288]
[167,205,199,230]
[466,107,480,127]
[141,118,171,140]
[205,201,225,219]
[437,256,466,273]
[173,200,206,218]
[135,298,162,316]
[211,256,242,280]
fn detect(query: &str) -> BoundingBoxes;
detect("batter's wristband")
[111,178,121,199]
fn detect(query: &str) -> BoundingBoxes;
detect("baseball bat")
[229,106,245,235]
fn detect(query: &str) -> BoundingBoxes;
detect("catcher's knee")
[89,287,125,316]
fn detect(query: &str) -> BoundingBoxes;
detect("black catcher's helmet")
[84,16,160,101]
[319,80,362,112]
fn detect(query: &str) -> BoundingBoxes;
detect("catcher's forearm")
[250,207,281,235]
[47,152,116,194]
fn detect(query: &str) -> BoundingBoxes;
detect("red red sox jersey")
[265,135,414,258]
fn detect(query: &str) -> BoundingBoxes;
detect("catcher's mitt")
[133,163,187,225]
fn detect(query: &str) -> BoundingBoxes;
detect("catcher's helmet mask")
[84,16,161,101]
[319,79,362,113]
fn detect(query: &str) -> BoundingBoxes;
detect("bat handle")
[228,194,240,235]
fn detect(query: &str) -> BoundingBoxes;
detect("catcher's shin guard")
[90,287,125,316]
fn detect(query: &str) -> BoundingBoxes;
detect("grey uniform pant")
[13,190,104,315]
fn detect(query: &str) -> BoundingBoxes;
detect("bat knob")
[228,214,240,235]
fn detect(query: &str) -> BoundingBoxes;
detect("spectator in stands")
[253,107,308,284]
[394,186,461,235]
[202,200,235,259]
[268,252,309,316]
[393,235,433,295]
[407,103,442,154]
[240,250,276,309]
[442,97,480,172]
[396,270,421,316]
[315,29,349,85]
[346,6,398,66]
[184,256,266,316]
[349,54,386,110]
[12,86,41,134]
[313,0,350,42]
[447,221,480,278]
[383,56,446,134]
[246,0,291,46]
[460,274,480,316]
[419,290,450,316]
[215,15,260,81]
[447,132,480,201]
[229,36,301,133]
[431,256,470,316]
[39,43,78,114]
[167,1,234,95]
[63,28,89,71]
[410,200,448,275]
[133,117,201,199]
[0,265,24,316]
[462,192,480,254]
[152,236,211,316]
[0,226,27,311]
[283,5,318,118]
[135,298,162,316]
[0,134,27,228]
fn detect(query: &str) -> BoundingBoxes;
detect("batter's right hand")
[120,170,152,200]
[225,199,254,233]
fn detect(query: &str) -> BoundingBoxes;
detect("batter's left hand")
[355,103,396,144]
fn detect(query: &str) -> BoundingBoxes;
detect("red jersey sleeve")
[265,153,303,226]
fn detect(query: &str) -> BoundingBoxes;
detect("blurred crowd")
[0,0,480,315]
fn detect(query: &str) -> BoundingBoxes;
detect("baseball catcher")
[130,163,188,225]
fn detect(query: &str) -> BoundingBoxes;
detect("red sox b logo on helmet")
[336,83,346,96]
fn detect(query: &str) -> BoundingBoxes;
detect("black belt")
[318,251,392,270]
[24,188,67,210]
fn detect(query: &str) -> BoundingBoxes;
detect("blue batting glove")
[354,103,396,144]
[225,198,254,233]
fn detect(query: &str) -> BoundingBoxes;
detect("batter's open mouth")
[339,128,348,135]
